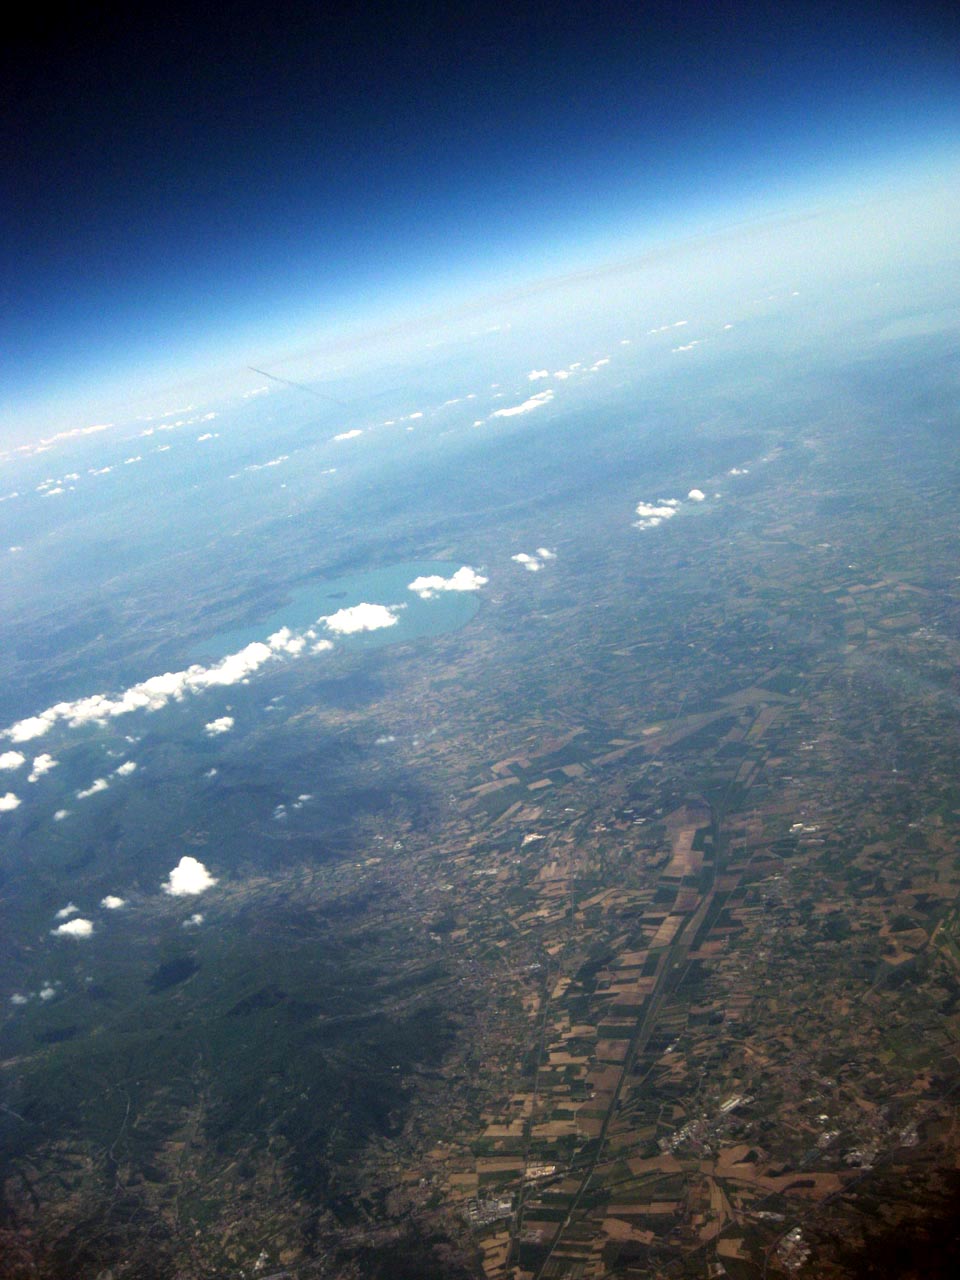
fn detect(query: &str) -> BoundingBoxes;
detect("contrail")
[248,367,346,407]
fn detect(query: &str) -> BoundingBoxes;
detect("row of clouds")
[44,855,218,949]
[511,548,556,573]
[14,410,222,505]
[632,460,758,538]
[634,488,706,532]
[1,567,489,750]
[0,752,58,812]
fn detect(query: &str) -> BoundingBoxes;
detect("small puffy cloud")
[101,895,126,909]
[197,432,217,441]
[39,984,57,1001]
[408,566,488,599]
[183,913,205,928]
[55,903,79,919]
[322,603,399,634]
[311,638,334,653]
[204,716,234,736]
[268,627,306,656]
[527,369,550,381]
[512,547,557,572]
[687,489,706,502]
[51,917,94,939]
[0,750,25,771]
[28,753,57,782]
[728,466,748,475]
[512,553,542,572]
[53,808,71,821]
[0,792,21,812]
[333,428,363,441]
[10,993,29,1006]
[163,855,218,896]
[634,500,680,531]
[113,760,137,776]
[76,778,109,799]
[672,340,701,353]
[490,389,554,419]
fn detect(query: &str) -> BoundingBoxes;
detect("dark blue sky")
[2,0,958,436]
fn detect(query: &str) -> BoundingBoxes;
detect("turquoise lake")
[196,561,483,660]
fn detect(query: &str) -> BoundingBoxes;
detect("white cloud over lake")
[407,566,488,599]
[322,603,399,634]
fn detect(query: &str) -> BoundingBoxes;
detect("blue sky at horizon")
[2,0,958,440]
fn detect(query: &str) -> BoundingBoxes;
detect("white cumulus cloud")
[28,753,57,782]
[55,903,79,919]
[113,760,137,776]
[512,553,542,572]
[407,566,488,599]
[0,792,21,812]
[0,750,25,771]
[527,369,550,381]
[268,627,306,656]
[634,500,680,531]
[322,603,399,634]
[204,716,235,736]
[76,778,109,799]
[163,855,218,896]
[687,488,706,502]
[101,895,127,910]
[333,428,363,441]
[51,918,94,939]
